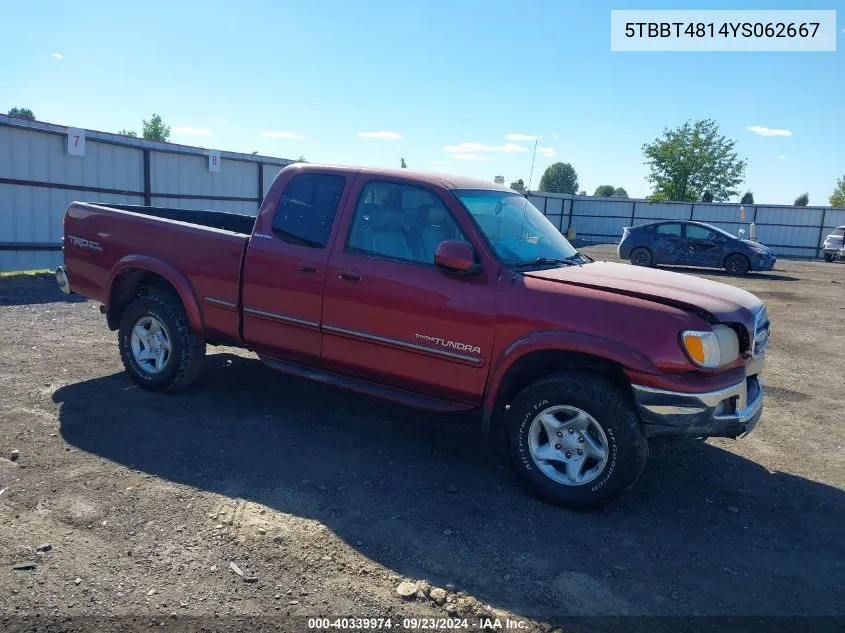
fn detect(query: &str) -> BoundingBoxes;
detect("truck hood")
[523,261,763,326]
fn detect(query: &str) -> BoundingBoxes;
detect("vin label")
[611,10,836,52]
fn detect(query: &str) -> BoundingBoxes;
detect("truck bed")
[103,204,256,235]
[62,201,252,343]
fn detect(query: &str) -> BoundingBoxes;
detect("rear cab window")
[271,173,346,248]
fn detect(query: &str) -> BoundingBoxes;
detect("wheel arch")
[482,331,656,435]
[106,256,204,334]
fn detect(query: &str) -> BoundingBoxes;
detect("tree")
[296,154,307,162]
[538,162,578,194]
[7,107,35,121]
[141,114,170,142]
[400,157,407,169]
[702,191,714,203]
[594,185,616,197]
[741,191,754,205]
[577,190,587,196]
[794,192,809,207]
[510,178,526,192]
[829,176,845,208]
[642,118,746,202]
[612,187,628,198]
[118,129,137,137]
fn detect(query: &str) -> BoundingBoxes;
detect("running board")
[260,357,474,413]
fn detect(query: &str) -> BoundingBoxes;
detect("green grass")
[0,268,53,278]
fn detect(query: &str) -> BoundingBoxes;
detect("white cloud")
[505,133,537,141]
[747,125,793,137]
[260,131,309,139]
[777,155,787,160]
[431,160,451,165]
[210,117,230,126]
[552,134,559,140]
[444,142,527,154]
[173,127,211,136]
[358,130,403,140]
[452,153,496,161]
[538,146,555,158]
[51,52,63,60]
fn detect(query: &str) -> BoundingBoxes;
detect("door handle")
[297,262,318,274]
[339,268,362,283]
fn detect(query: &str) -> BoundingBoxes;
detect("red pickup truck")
[56,164,769,509]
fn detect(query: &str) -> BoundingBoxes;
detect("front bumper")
[823,248,845,261]
[751,254,776,271]
[632,363,764,439]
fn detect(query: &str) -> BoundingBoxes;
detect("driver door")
[684,224,724,268]
[320,178,496,404]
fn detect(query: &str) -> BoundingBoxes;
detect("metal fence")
[3,114,844,271]
[0,115,294,271]
[527,192,845,259]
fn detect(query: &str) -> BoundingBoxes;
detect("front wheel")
[824,253,835,263]
[118,292,206,392]
[507,372,648,510]
[725,253,750,275]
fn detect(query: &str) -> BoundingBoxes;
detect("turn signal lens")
[681,326,740,369]
[681,330,719,368]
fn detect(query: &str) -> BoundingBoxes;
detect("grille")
[752,305,770,358]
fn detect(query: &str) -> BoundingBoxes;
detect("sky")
[1,0,842,205]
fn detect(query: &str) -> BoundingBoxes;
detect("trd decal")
[67,235,103,252]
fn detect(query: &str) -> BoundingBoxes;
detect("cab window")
[271,174,346,248]
[347,181,467,264]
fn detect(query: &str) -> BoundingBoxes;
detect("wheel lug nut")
[556,431,563,437]
[565,452,572,458]
[554,444,562,450]
[578,436,585,443]
[568,428,574,434]
[577,449,583,455]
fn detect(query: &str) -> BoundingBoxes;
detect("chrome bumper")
[632,368,764,439]
[55,266,70,294]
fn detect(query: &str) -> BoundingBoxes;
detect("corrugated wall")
[529,192,845,259]
[0,115,294,271]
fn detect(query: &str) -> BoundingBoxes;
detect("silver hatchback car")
[823,226,845,262]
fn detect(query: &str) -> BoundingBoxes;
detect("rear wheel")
[507,372,648,510]
[118,292,206,392]
[629,247,653,267]
[725,253,750,275]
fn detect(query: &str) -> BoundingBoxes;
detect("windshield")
[454,190,579,266]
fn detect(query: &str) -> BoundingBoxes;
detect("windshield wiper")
[510,257,579,269]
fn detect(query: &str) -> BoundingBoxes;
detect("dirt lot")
[1,247,843,632]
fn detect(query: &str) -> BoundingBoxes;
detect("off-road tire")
[118,292,206,392]
[824,253,835,263]
[507,372,648,510]
[725,253,750,275]
[630,247,653,267]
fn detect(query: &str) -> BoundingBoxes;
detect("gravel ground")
[1,247,843,632]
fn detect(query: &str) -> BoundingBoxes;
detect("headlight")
[681,325,740,369]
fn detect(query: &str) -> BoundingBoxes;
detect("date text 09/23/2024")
[307,617,528,630]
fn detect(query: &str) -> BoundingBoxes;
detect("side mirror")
[434,240,480,275]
